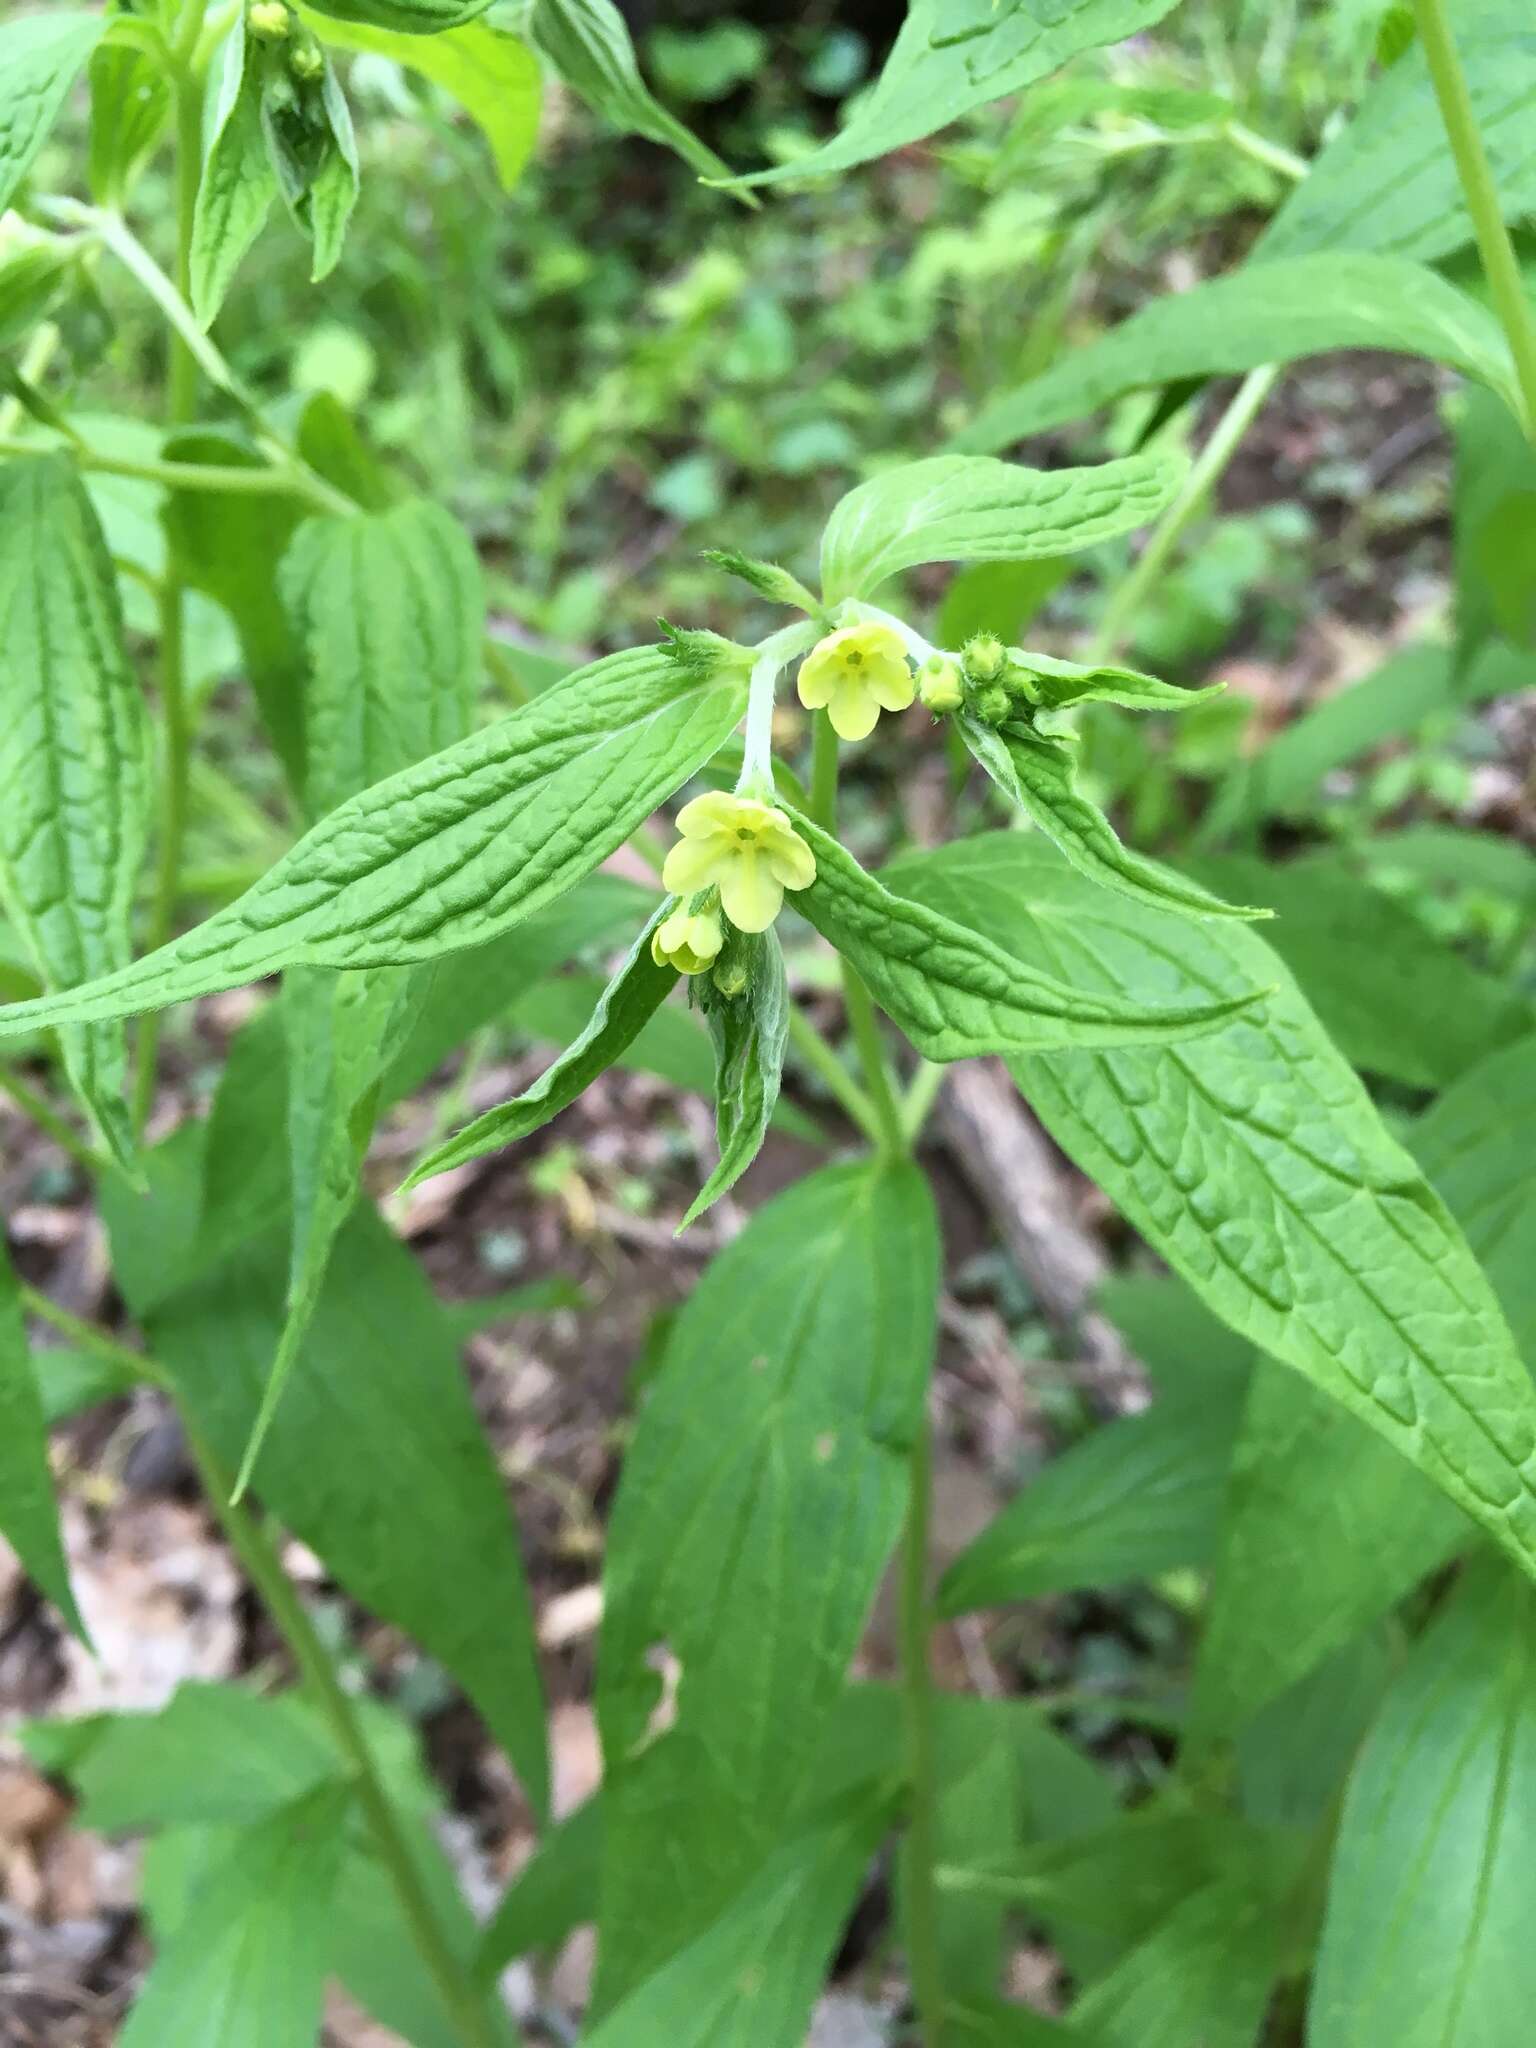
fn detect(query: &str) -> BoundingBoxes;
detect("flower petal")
[719,850,783,932]
[869,657,916,711]
[662,835,724,895]
[764,828,816,891]
[675,790,743,838]
[828,683,880,742]
[684,913,723,963]
[796,655,836,711]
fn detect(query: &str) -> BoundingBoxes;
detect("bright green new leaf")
[961,719,1261,922]
[594,1161,938,2006]
[300,13,542,188]
[1260,1,1536,266]
[88,41,171,205]
[820,451,1183,603]
[726,0,1181,188]
[589,1783,897,2047]
[303,0,493,34]
[529,0,734,185]
[0,647,747,1036]
[681,927,790,1225]
[886,834,1536,1588]
[0,12,104,213]
[118,1782,350,2048]
[189,19,278,327]
[1189,851,1533,1089]
[788,813,1266,1062]
[102,1122,551,1819]
[404,909,676,1187]
[939,1385,1248,1614]
[0,456,148,1170]
[960,255,1521,451]
[0,1238,81,1633]
[1310,1560,1536,2047]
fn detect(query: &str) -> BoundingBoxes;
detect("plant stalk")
[900,1411,945,2048]
[785,1004,885,1146]
[1412,0,1536,439]
[0,1070,109,1179]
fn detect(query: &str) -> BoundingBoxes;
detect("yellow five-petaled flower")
[796,622,915,741]
[660,793,816,933]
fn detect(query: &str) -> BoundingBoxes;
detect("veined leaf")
[1310,1560,1536,2047]
[960,255,1520,451]
[119,1782,350,2048]
[300,13,541,188]
[0,455,148,1169]
[529,0,734,184]
[403,907,675,1188]
[593,1161,938,2006]
[788,813,1266,1062]
[938,1383,1248,1614]
[0,1237,81,1633]
[102,1118,551,1819]
[681,927,790,1224]
[726,0,1181,189]
[885,834,1536,1588]
[589,1782,897,2047]
[1260,1,1536,265]
[0,12,105,212]
[820,451,1182,604]
[961,719,1261,922]
[189,18,277,328]
[0,646,747,1035]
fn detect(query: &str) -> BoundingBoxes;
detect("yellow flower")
[650,906,724,975]
[796,623,914,741]
[660,793,816,933]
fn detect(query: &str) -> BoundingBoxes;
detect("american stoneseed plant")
[3,0,1536,2043]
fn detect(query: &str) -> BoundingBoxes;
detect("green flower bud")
[712,956,750,999]
[289,36,325,78]
[1006,663,1044,707]
[916,654,964,715]
[972,683,1013,727]
[962,632,1006,683]
[248,1,292,38]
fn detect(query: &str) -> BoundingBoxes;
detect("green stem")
[134,49,206,1133]
[1412,0,1536,438]
[1088,363,1279,662]
[0,323,62,438]
[0,436,349,511]
[785,1004,884,1146]
[900,1412,945,2048]
[901,1060,948,1145]
[0,1069,110,1179]
[20,1287,170,1390]
[840,967,908,1157]
[809,709,840,832]
[1222,120,1309,184]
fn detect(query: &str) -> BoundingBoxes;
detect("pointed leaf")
[529,0,734,184]
[961,719,1261,922]
[726,0,1180,189]
[961,256,1520,451]
[0,1236,81,1632]
[88,40,171,205]
[594,1160,938,2006]
[788,813,1265,1062]
[1008,648,1225,713]
[0,12,105,212]
[189,19,278,327]
[0,646,747,1034]
[820,452,1183,604]
[403,906,675,1188]
[0,455,149,1168]
[885,833,1536,1591]
[1311,1560,1536,2047]
[681,926,789,1224]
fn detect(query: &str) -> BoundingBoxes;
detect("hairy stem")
[900,1412,945,2047]
[1412,0,1536,439]
[1089,364,1279,662]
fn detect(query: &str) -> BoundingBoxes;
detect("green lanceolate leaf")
[0,12,105,213]
[88,41,171,206]
[303,0,493,34]
[189,18,278,327]
[528,0,735,184]
[960,255,1522,451]
[593,1161,938,2006]
[0,456,148,1170]
[960,719,1261,923]
[938,1382,1249,1613]
[1261,1,1536,266]
[786,813,1266,1062]
[819,451,1183,604]
[0,646,748,1035]
[1310,1560,1536,2047]
[299,14,541,188]
[887,833,1536,1590]
[590,1783,897,2048]
[681,927,790,1226]
[403,906,676,1188]
[262,48,360,282]
[0,1237,82,1634]
[118,1783,350,2048]
[1006,649,1224,714]
[726,0,1181,189]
